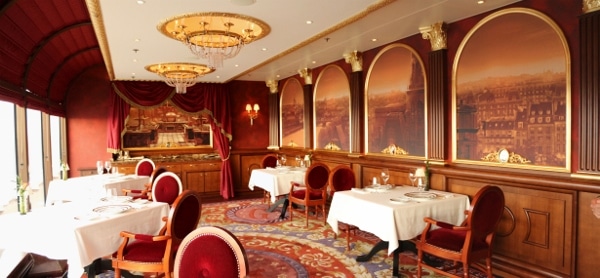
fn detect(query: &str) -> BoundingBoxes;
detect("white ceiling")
[95,0,520,84]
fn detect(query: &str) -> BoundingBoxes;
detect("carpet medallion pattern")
[199,198,497,278]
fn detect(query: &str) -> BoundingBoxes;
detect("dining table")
[45,174,150,206]
[327,185,470,277]
[0,199,169,278]
[248,166,306,211]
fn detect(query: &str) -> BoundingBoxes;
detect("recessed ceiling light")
[306,20,313,25]
[261,48,268,51]
[231,0,256,5]
[235,64,239,67]
[276,74,280,78]
[371,38,378,42]
[477,0,485,4]
[133,59,137,62]
[312,61,316,64]
[136,0,145,4]
[134,38,141,42]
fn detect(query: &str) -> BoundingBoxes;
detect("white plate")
[92,205,132,215]
[404,192,437,201]
[389,197,411,203]
[365,184,393,192]
[100,196,133,203]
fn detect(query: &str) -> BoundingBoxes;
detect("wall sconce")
[246,103,259,125]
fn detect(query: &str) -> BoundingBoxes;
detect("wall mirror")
[122,100,213,151]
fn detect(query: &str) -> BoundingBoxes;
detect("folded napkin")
[351,188,369,194]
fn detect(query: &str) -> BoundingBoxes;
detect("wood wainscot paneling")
[444,175,573,277]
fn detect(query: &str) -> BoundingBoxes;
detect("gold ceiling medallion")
[158,12,271,69]
[145,63,214,94]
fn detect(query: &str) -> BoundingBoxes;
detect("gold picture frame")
[452,8,570,171]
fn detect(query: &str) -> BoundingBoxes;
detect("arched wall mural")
[452,8,570,171]
[365,43,426,157]
[280,78,305,148]
[313,65,351,151]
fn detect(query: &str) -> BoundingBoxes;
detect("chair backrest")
[466,185,505,243]
[152,172,183,205]
[150,167,168,184]
[166,190,202,247]
[328,165,355,195]
[305,162,330,191]
[174,226,248,278]
[135,158,155,176]
[261,154,278,168]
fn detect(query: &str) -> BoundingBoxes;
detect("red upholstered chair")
[135,158,155,177]
[173,226,249,278]
[151,172,183,206]
[288,162,330,227]
[259,153,279,203]
[123,167,167,200]
[415,185,505,278]
[111,190,202,278]
[328,165,359,250]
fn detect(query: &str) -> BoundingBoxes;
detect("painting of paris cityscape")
[281,78,305,148]
[314,66,350,151]
[454,10,569,168]
[366,44,426,156]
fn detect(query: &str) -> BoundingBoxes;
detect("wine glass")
[96,160,104,175]
[280,154,287,166]
[381,168,390,185]
[104,161,112,174]
[408,172,417,187]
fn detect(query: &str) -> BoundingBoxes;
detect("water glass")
[96,160,104,175]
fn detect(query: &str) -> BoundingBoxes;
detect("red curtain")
[108,81,235,199]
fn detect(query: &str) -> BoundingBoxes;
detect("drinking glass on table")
[280,154,287,166]
[104,160,112,174]
[408,172,417,187]
[381,168,390,185]
[96,160,104,175]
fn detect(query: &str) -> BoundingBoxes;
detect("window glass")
[0,101,16,209]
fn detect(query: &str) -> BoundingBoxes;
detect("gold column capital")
[343,50,363,72]
[419,22,447,51]
[266,79,278,93]
[583,0,600,13]
[298,68,312,85]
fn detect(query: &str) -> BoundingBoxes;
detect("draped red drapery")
[107,81,234,199]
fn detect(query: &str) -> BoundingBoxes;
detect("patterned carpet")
[201,198,496,278]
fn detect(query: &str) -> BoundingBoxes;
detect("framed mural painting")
[122,100,213,151]
[365,44,426,157]
[280,78,305,148]
[313,65,350,151]
[452,8,570,171]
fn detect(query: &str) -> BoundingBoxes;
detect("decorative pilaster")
[298,68,312,85]
[583,0,600,13]
[578,5,600,174]
[343,50,363,72]
[266,79,280,150]
[344,51,365,154]
[420,22,448,161]
[419,22,447,51]
[298,69,314,148]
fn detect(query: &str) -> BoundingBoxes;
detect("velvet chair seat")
[174,226,248,278]
[328,165,359,250]
[415,185,505,278]
[112,190,202,278]
[288,162,330,227]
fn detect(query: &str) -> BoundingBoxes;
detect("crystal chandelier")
[145,63,214,94]
[158,12,270,69]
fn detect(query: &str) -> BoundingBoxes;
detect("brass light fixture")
[246,103,259,125]
[145,63,214,94]
[158,12,270,69]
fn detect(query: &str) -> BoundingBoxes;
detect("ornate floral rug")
[199,198,498,278]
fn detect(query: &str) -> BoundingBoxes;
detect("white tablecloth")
[46,174,150,206]
[248,167,306,202]
[0,200,169,278]
[327,186,470,255]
